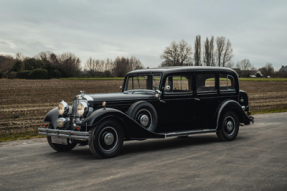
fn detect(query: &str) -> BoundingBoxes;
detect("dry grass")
[0,79,286,141]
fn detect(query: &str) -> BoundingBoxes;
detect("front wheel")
[89,120,124,158]
[216,111,239,141]
[47,136,77,152]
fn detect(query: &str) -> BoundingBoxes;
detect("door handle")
[195,98,200,101]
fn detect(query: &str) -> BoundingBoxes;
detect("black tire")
[127,101,158,132]
[89,119,124,158]
[216,111,239,141]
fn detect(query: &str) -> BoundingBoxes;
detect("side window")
[196,74,216,93]
[219,74,235,91]
[164,75,191,93]
[152,75,161,90]
[127,76,149,90]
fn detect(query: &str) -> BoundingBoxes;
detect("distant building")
[279,65,287,72]
[232,68,262,77]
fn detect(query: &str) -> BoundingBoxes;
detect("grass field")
[1,79,287,142]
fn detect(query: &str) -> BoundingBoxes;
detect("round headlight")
[58,101,69,115]
[77,102,88,116]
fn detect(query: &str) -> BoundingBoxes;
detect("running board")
[160,129,216,138]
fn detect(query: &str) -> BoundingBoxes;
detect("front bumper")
[38,128,90,140]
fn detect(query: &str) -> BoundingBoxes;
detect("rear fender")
[81,108,164,139]
[216,100,250,130]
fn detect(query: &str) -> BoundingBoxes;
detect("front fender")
[44,107,59,129]
[216,100,251,130]
[82,108,164,139]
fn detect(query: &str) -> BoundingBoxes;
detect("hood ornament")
[80,90,85,96]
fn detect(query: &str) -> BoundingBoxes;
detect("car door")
[193,73,220,129]
[158,73,195,132]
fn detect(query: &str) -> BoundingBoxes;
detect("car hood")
[85,91,156,102]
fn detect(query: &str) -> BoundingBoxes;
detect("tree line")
[0,52,144,79]
[160,36,284,77]
[0,36,285,79]
[160,36,233,67]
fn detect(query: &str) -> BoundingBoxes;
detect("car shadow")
[42,134,247,160]
[120,134,220,156]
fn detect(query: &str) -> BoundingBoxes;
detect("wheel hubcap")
[98,126,118,152]
[136,109,152,130]
[104,132,114,145]
[223,116,236,136]
[140,114,149,127]
[226,121,234,131]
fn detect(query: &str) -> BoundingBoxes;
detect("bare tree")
[236,59,253,70]
[203,36,216,66]
[222,39,233,67]
[203,37,210,66]
[58,53,81,77]
[194,35,201,66]
[259,63,274,77]
[160,40,192,67]
[15,52,25,61]
[0,55,16,74]
[85,57,97,76]
[216,36,226,67]
[130,56,144,70]
[210,36,215,66]
[236,59,254,77]
[225,62,234,68]
[113,57,131,77]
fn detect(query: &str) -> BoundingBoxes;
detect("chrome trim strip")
[161,129,216,138]
[38,128,90,140]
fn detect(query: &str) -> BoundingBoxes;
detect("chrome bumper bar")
[38,128,90,140]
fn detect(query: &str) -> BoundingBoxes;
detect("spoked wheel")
[217,111,239,141]
[127,101,158,132]
[89,120,124,158]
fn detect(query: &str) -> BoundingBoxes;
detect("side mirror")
[120,86,122,90]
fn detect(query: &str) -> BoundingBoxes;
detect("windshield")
[126,75,161,91]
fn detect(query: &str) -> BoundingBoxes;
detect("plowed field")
[1,79,287,139]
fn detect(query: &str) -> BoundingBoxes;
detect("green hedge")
[50,70,61,79]
[17,70,31,79]
[27,69,49,79]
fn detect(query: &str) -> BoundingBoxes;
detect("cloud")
[0,0,286,70]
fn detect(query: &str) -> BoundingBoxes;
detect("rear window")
[196,74,216,93]
[219,74,235,91]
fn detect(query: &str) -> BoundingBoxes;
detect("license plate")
[51,136,68,145]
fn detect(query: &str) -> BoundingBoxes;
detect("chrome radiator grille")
[72,99,87,116]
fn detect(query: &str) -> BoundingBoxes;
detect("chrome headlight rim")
[77,102,88,116]
[58,101,69,115]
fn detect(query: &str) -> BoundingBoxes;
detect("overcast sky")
[0,0,286,70]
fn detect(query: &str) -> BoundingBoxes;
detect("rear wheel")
[89,119,124,158]
[216,111,239,141]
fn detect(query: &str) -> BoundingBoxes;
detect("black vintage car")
[39,66,254,158]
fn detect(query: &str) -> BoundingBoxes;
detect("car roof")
[127,66,237,75]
